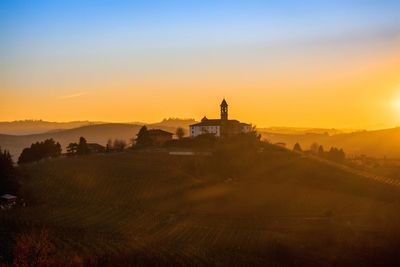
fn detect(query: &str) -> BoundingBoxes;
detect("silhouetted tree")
[318,145,325,157]
[176,127,185,140]
[106,139,113,152]
[327,147,346,163]
[66,143,78,155]
[18,139,61,164]
[135,126,152,147]
[293,143,302,152]
[77,137,89,155]
[310,142,319,154]
[0,147,19,194]
[113,139,127,151]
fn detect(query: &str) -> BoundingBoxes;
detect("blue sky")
[2,0,400,52]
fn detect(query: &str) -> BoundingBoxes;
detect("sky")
[1,0,400,129]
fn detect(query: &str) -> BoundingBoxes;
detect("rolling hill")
[0,124,142,158]
[2,121,400,160]
[0,118,197,136]
[262,127,400,158]
[0,120,104,135]
[1,148,400,266]
[0,120,196,158]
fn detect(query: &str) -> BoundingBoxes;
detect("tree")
[135,126,152,147]
[318,145,325,157]
[176,127,185,140]
[310,142,319,154]
[66,143,78,155]
[106,139,113,152]
[0,147,18,194]
[18,139,61,164]
[113,139,127,151]
[327,147,346,163]
[293,143,302,152]
[77,137,88,155]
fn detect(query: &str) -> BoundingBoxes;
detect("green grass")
[2,150,400,266]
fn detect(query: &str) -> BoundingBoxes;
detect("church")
[189,99,251,138]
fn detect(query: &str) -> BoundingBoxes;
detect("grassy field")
[1,149,400,266]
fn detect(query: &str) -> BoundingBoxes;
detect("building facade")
[189,99,251,138]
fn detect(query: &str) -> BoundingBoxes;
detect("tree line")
[293,142,346,163]
[18,139,61,164]
[0,147,19,195]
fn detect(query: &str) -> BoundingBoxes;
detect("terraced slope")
[1,150,400,266]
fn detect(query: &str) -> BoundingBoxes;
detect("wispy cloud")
[59,92,87,99]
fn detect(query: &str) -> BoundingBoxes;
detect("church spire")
[220,98,228,120]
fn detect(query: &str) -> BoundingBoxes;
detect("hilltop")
[1,147,400,266]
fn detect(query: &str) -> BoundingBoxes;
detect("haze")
[1,0,400,129]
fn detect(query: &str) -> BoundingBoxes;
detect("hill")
[3,122,400,160]
[262,127,400,158]
[0,118,197,136]
[0,120,104,135]
[1,149,400,266]
[0,124,141,158]
[258,127,357,135]
[149,118,197,129]
[0,122,193,158]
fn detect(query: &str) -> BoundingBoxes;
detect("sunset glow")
[1,0,400,129]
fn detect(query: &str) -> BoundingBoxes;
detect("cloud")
[59,92,87,99]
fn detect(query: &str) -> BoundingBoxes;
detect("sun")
[393,97,400,111]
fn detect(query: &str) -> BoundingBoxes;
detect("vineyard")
[1,150,400,266]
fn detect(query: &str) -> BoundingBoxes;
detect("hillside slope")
[1,150,400,266]
[262,127,400,158]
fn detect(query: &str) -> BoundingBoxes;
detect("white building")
[189,99,251,138]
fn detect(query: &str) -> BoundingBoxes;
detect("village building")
[148,129,173,146]
[87,143,106,153]
[189,99,251,138]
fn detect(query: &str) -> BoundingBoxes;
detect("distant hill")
[0,120,104,135]
[258,126,358,135]
[0,123,184,158]
[149,118,197,129]
[3,119,400,159]
[0,118,197,136]
[261,127,400,158]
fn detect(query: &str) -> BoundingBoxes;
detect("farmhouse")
[87,143,106,153]
[189,99,251,138]
[148,129,173,146]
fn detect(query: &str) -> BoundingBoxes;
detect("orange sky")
[1,1,400,129]
[2,43,400,129]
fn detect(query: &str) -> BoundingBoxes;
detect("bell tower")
[220,99,228,120]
